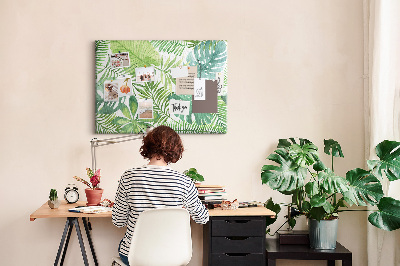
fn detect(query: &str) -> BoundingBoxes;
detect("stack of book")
[195,184,227,205]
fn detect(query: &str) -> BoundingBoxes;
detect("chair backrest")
[128,208,192,266]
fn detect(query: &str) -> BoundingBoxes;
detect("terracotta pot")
[85,188,103,206]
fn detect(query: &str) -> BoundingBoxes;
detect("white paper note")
[194,78,206,100]
[169,99,190,116]
[170,66,189,78]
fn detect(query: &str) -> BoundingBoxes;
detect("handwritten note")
[169,99,190,115]
[176,66,197,95]
[170,66,189,78]
[194,78,206,100]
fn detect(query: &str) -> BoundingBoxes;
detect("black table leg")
[83,217,99,266]
[343,259,352,266]
[54,219,71,266]
[60,219,73,265]
[71,218,89,266]
[327,260,335,266]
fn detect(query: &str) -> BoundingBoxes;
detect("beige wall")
[0,0,366,265]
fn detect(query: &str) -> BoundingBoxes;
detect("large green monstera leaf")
[367,140,400,181]
[261,148,307,192]
[343,168,383,206]
[186,40,227,79]
[369,197,400,231]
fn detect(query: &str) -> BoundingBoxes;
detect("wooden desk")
[30,201,109,266]
[265,238,352,266]
[204,207,275,266]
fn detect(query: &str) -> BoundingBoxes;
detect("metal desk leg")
[71,218,89,266]
[83,217,99,266]
[327,260,335,266]
[60,219,73,265]
[55,218,72,266]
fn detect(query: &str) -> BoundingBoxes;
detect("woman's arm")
[112,174,129,227]
[182,181,209,224]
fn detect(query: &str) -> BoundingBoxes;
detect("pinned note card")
[176,66,197,95]
[194,78,206,100]
[117,77,133,97]
[169,99,190,116]
[192,80,218,113]
[170,66,189,78]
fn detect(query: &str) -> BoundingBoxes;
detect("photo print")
[135,66,155,82]
[110,52,130,68]
[104,80,119,102]
[138,99,153,119]
[117,77,133,97]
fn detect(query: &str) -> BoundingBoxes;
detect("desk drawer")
[212,236,264,253]
[211,218,265,236]
[211,253,264,266]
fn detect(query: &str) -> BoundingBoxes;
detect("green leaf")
[264,198,281,227]
[318,169,349,195]
[310,195,332,213]
[308,207,326,221]
[324,139,344,157]
[110,40,161,76]
[261,148,307,192]
[186,40,227,79]
[305,181,319,197]
[277,139,292,148]
[302,201,311,212]
[313,160,326,172]
[368,197,400,231]
[344,168,383,206]
[288,218,296,229]
[288,142,319,168]
[367,140,400,181]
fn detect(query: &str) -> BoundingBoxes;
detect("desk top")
[208,206,275,217]
[30,201,111,221]
[30,202,274,221]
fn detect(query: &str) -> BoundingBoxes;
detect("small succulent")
[49,189,58,201]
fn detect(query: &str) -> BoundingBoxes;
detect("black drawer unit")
[204,216,267,266]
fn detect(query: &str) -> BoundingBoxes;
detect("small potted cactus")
[48,189,60,209]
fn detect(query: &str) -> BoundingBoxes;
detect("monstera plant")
[261,138,400,232]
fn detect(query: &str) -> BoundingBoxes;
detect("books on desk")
[69,206,112,214]
[196,184,227,204]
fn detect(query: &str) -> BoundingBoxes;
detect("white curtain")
[366,0,400,265]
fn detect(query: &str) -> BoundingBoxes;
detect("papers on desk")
[69,206,112,214]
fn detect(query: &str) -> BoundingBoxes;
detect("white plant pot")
[48,199,60,209]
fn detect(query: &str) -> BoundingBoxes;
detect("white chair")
[112,208,192,266]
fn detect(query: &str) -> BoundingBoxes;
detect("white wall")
[0,0,366,265]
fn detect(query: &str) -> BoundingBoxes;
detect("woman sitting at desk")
[112,125,209,265]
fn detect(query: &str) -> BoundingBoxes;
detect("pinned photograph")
[117,77,133,97]
[135,66,155,82]
[104,80,119,102]
[138,99,153,119]
[110,52,130,68]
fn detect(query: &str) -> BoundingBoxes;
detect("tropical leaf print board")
[95,40,228,134]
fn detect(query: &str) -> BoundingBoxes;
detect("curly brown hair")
[140,126,184,164]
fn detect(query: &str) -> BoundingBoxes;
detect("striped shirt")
[112,165,209,257]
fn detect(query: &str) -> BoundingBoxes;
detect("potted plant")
[74,168,103,206]
[261,138,400,249]
[184,168,204,183]
[48,189,60,209]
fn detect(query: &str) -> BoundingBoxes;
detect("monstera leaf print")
[113,96,149,134]
[110,40,161,76]
[186,40,227,79]
[150,40,188,56]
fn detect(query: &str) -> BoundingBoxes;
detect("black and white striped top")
[112,165,209,257]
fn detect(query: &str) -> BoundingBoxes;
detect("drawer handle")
[224,220,250,224]
[225,253,250,257]
[225,236,249,241]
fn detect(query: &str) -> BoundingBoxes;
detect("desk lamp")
[90,127,153,172]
